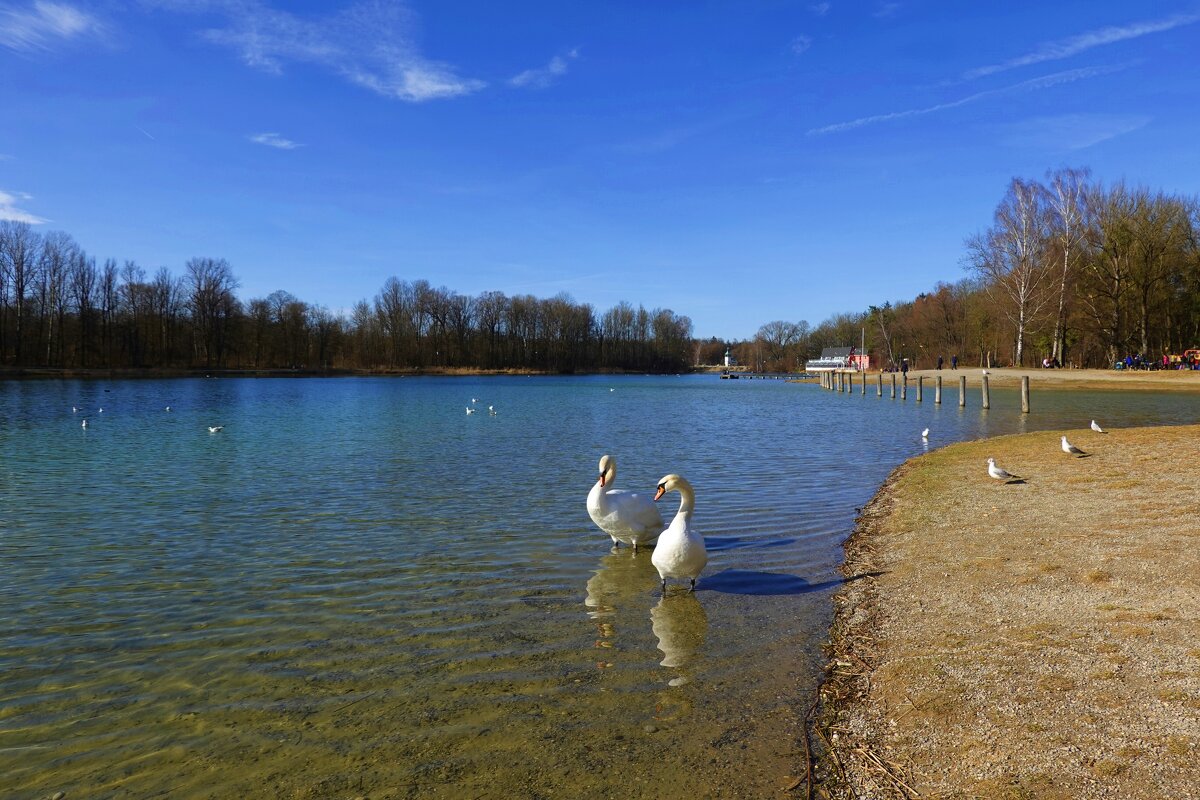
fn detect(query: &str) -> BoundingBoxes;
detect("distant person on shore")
[951,354,958,370]
[901,359,909,377]
[937,355,943,370]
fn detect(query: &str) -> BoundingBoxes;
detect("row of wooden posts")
[818,370,1032,413]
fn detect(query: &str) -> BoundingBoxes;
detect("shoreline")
[815,420,1200,798]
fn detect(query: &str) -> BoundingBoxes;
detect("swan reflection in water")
[584,550,658,650]
[650,592,708,687]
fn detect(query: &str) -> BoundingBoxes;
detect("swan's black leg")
[689,578,696,593]
[661,578,667,595]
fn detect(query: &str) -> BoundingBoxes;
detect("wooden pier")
[817,370,1032,413]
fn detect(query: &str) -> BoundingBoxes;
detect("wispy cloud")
[0,0,106,52]
[964,12,1200,80]
[509,48,578,89]
[809,3,830,16]
[998,113,1151,151]
[156,1,485,102]
[790,35,812,55]
[0,189,48,223]
[808,64,1124,135]
[873,2,901,19]
[249,132,301,149]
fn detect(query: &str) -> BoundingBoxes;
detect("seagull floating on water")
[921,427,929,440]
[165,406,171,412]
[208,425,223,433]
[72,406,78,413]
[1061,436,1087,457]
[986,457,1022,482]
[1090,420,1106,434]
[466,407,477,415]
[81,419,88,429]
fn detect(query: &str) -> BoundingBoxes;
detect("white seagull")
[81,419,88,429]
[165,406,171,412]
[208,425,223,433]
[466,407,476,414]
[986,457,1022,482]
[586,454,664,552]
[72,406,78,413]
[921,427,930,440]
[1061,436,1087,456]
[652,474,708,593]
[488,406,497,416]
[1090,419,1105,434]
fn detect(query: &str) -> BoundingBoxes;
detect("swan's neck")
[604,463,616,488]
[674,485,694,518]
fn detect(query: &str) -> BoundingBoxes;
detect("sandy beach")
[817,411,1200,798]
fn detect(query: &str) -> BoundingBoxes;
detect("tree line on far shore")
[0,220,693,373]
[3,165,1196,375]
[732,167,1200,372]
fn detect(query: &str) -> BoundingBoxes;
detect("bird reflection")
[584,550,658,650]
[650,592,708,684]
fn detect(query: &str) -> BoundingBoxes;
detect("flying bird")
[1090,420,1105,434]
[208,426,223,433]
[986,457,1022,482]
[1061,436,1087,457]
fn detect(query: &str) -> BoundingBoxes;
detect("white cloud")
[0,189,48,223]
[249,132,301,149]
[790,35,813,55]
[873,2,901,19]
[998,113,1151,151]
[964,12,1200,80]
[0,0,106,52]
[809,64,1124,135]
[509,49,578,89]
[160,1,485,102]
[809,3,830,16]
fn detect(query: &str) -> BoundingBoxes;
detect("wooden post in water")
[916,376,924,402]
[890,373,896,399]
[901,374,908,400]
[861,372,866,396]
[982,375,990,409]
[958,375,966,407]
[935,375,943,404]
[1021,375,1030,413]
[877,372,883,397]
[848,371,854,394]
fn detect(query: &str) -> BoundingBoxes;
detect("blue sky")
[2,1,1198,339]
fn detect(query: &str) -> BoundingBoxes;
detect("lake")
[1,374,1195,799]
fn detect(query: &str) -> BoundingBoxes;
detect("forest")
[0,223,694,373]
[733,168,1200,372]
[2,167,1196,375]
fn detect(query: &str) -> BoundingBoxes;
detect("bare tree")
[0,221,42,365]
[966,178,1054,366]
[1044,167,1092,365]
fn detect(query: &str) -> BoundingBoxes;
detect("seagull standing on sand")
[1090,420,1106,433]
[986,457,1022,482]
[1061,436,1087,456]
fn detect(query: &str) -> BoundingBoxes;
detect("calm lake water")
[1,374,1196,799]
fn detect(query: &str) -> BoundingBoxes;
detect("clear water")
[1,375,1195,799]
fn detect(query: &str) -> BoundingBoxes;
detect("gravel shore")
[817,420,1200,799]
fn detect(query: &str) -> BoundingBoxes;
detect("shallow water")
[1,375,1195,798]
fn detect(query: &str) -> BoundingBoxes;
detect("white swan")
[586,455,663,552]
[651,474,708,593]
